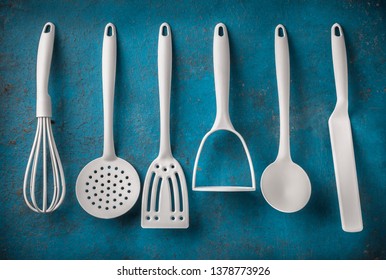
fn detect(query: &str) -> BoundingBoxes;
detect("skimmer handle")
[102,23,117,160]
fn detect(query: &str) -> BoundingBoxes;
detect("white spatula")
[141,23,189,228]
[329,23,363,232]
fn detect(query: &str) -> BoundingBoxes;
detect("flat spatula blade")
[329,114,363,232]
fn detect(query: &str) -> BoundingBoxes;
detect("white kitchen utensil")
[192,23,255,192]
[76,23,140,219]
[141,23,189,228]
[23,22,66,213]
[329,23,363,232]
[260,25,311,213]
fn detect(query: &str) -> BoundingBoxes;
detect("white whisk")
[23,22,65,213]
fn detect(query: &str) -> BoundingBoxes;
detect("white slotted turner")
[76,23,140,219]
[329,23,363,232]
[141,23,189,228]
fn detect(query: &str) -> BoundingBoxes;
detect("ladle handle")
[36,22,55,117]
[212,23,233,130]
[275,24,291,161]
[102,23,117,160]
[331,23,348,110]
[158,23,172,158]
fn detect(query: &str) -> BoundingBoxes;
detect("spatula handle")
[212,23,233,130]
[102,23,117,160]
[331,23,348,109]
[158,23,172,158]
[275,24,291,161]
[36,22,55,117]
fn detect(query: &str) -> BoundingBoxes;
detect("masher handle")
[102,23,117,160]
[212,23,233,130]
[36,22,55,117]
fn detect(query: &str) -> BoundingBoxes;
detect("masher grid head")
[192,128,256,192]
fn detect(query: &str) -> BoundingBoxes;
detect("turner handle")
[212,23,233,130]
[275,24,291,161]
[102,23,117,160]
[158,23,172,158]
[36,22,55,117]
[331,23,348,109]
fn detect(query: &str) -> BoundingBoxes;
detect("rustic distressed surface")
[0,0,385,259]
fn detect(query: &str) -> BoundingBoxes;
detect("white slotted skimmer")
[141,23,189,228]
[76,23,140,219]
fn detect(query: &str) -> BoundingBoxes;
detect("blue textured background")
[0,0,385,260]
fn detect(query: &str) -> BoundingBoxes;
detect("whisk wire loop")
[23,117,65,213]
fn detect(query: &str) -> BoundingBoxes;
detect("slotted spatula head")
[142,158,189,228]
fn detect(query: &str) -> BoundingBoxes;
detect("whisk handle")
[36,22,55,117]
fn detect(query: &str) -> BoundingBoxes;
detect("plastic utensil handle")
[158,23,172,158]
[212,23,233,130]
[331,23,348,109]
[102,23,117,160]
[275,24,291,160]
[36,22,55,117]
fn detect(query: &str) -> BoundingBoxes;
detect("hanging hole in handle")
[334,26,341,37]
[162,25,168,36]
[218,26,224,37]
[278,27,284,37]
[44,24,51,33]
[107,26,113,37]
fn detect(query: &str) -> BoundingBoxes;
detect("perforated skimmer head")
[76,157,140,219]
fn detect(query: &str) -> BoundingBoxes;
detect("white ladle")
[260,25,311,213]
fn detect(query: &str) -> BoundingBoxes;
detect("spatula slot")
[175,172,184,211]
[155,177,162,212]
[168,177,175,212]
